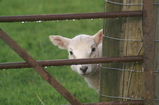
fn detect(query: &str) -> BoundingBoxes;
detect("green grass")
[0,0,104,104]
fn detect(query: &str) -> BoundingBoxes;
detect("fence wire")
[105,0,159,6]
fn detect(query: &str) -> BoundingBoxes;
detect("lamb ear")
[49,35,71,49]
[93,29,103,45]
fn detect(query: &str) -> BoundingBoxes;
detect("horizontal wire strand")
[99,93,143,100]
[104,0,159,6]
[103,34,142,41]
[100,64,143,73]
[103,34,159,42]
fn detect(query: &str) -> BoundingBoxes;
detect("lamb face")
[68,35,100,77]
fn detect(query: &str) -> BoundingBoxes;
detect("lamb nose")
[80,66,88,73]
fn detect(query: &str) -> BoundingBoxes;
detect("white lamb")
[49,29,103,92]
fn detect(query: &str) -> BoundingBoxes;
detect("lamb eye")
[69,51,73,55]
[92,48,96,52]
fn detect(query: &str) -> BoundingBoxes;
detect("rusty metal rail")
[83,101,144,105]
[0,56,143,70]
[143,0,155,105]
[0,11,142,22]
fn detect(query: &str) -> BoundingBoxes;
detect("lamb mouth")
[81,73,91,77]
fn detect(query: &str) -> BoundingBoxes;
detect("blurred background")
[0,0,104,104]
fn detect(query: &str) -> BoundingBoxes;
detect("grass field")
[0,0,104,105]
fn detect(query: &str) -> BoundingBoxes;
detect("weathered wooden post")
[100,0,144,102]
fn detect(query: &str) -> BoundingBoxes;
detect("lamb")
[49,29,103,92]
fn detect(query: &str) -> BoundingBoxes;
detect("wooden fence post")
[100,0,143,102]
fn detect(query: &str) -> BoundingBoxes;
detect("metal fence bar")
[0,11,142,22]
[0,56,143,70]
[83,100,144,105]
[143,0,155,105]
[0,29,82,105]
